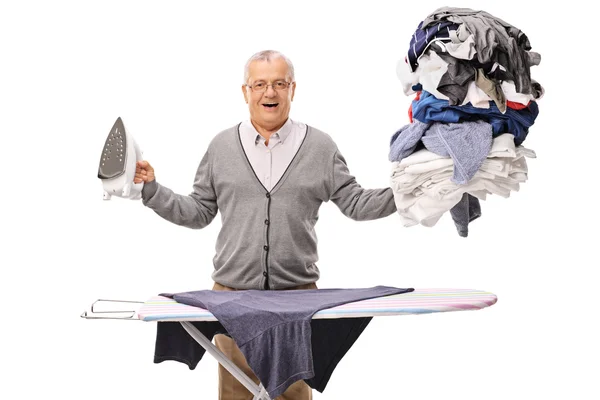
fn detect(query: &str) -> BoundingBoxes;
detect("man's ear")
[242,85,249,103]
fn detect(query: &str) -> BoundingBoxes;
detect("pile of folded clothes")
[390,6,544,237]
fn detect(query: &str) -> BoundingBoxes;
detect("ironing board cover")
[138,288,497,321]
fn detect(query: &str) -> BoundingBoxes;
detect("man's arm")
[141,150,218,229]
[329,149,396,221]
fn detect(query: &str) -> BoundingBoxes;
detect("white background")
[2,1,597,399]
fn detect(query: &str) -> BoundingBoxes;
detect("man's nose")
[264,85,277,96]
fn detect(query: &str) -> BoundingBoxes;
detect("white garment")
[463,80,491,108]
[389,134,535,227]
[239,118,306,191]
[433,35,477,61]
[502,81,541,103]
[396,52,448,98]
[488,133,517,157]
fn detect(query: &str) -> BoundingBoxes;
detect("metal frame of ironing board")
[82,288,497,400]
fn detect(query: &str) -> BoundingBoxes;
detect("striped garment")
[407,20,460,72]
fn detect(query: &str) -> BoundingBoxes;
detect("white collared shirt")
[239,118,307,191]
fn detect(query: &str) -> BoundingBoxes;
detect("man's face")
[242,58,296,132]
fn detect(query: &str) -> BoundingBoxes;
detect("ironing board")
[82,288,497,400]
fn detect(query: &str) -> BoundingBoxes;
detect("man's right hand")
[135,160,155,183]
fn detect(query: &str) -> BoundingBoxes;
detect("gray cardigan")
[142,123,396,289]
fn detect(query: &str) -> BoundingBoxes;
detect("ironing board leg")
[255,384,270,400]
[179,322,272,400]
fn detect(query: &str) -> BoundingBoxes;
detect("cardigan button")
[266,193,270,198]
[263,271,268,277]
[263,245,269,251]
[264,219,269,225]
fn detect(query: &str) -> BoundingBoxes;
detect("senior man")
[135,50,396,400]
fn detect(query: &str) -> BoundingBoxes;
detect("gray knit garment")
[142,124,396,289]
[421,120,492,184]
[389,120,431,162]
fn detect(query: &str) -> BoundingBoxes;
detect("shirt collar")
[247,118,293,146]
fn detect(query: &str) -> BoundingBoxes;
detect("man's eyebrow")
[252,78,287,82]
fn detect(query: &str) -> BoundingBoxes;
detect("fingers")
[134,160,155,183]
[134,168,149,182]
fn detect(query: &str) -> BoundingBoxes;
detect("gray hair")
[243,50,295,84]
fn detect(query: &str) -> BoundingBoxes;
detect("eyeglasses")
[246,80,293,93]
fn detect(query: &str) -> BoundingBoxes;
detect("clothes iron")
[97,117,144,200]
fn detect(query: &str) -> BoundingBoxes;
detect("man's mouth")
[262,103,279,108]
